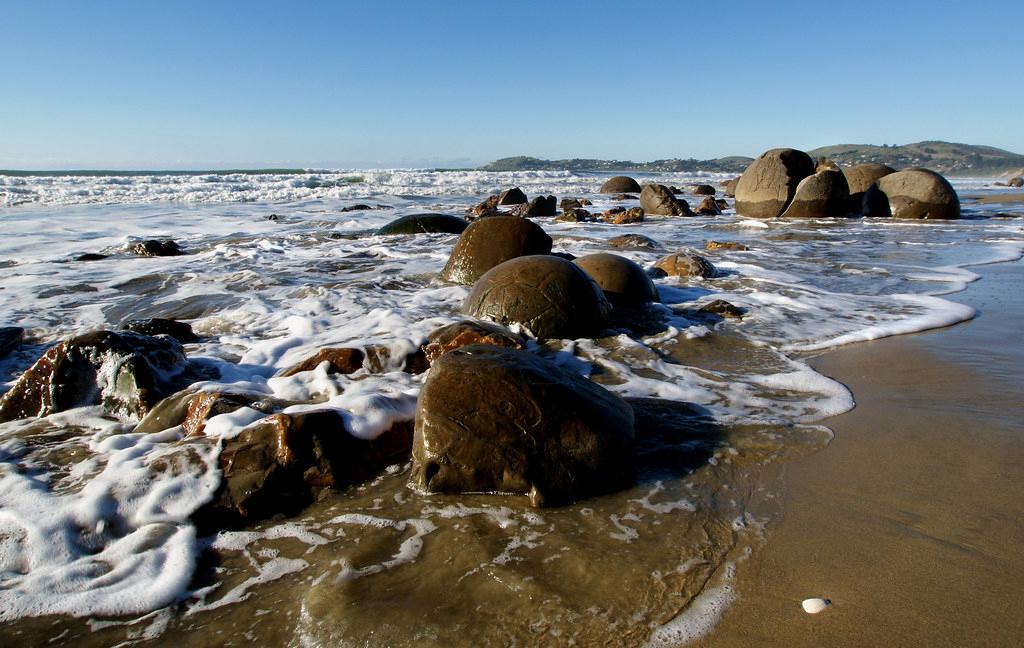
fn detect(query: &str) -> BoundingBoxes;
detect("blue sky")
[3,1,1022,169]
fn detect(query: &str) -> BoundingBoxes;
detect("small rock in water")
[801,597,832,614]
[121,318,199,343]
[75,253,108,261]
[0,327,24,358]
[132,239,185,257]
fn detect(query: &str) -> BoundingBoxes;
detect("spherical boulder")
[410,344,635,507]
[781,169,851,218]
[599,175,642,194]
[574,253,658,306]
[498,187,528,205]
[462,255,610,339]
[640,184,693,216]
[875,168,960,220]
[653,251,717,278]
[441,216,553,285]
[843,163,896,196]
[734,148,815,218]
[376,213,468,235]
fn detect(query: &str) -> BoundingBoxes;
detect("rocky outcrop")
[875,168,961,219]
[440,216,553,285]
[410,345,635,507]
[734,148,815,218]
[640,184,694,216]
[422,320,526,363]
[0,330,192,422]
[599,176,643,194]
[462,255,610,339]
[498,187,529,205]
[781,169,851,218]
[121,318,199,343]
[555,208,594,222]
[652,251,717,278]
[575,253,658,306]
[376,213,469,235]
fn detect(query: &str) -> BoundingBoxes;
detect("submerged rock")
[121,318,199,343]
[875,168,961,219]
[640,184,693,216]
[604,207,645,224]
[0,330,191,422]
[609,234,661,250]
[735,148,815,218]
[422,320,526,363]
[0,327,24,359]
[699,299,745,318]
[462,255,611,339]
[695,196,722,215]
[132,239,185,257]
[705,240,749,252]
[575,253,659,306]
[281,347,366,377]
[498,187,529,205]
[1009,176,1024,188]
[75,253,108,262]
[410,345,635,507]
[652,251,717,278]
[441,216,553,285]
[556,208,594,222]
[599,176,642,194]
[375,213,468,235]
[135,388,278,435]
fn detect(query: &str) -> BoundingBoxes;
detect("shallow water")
[1,170,1022,645]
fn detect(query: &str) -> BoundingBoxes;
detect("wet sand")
[700,260,1024,647]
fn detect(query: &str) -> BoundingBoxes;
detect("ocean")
[1,169,1021,646]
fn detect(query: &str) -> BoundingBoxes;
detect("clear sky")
[3,0,1022,169]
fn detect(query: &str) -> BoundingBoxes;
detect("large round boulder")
[440,216,552,285]
[376,213,468,235]
[574,253,658,306]
[599,175,642,194]
[875,168,960,220]
[640,184,693,216]
[781,169,851,218]
[462,255,610,339]
[734,148,815,218]
[843,163,896,196]
[410,345,635,506]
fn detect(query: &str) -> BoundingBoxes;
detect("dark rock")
[462,255,610,339]
[575,253,658,306]
[75,253,108,262]
[843,163,896,213]
[640,184,694,217]
[441,216,553,285]
[723,177,740,197]
[735,148,815,218]
[362,344,430,375]
[815,157,841,173]
[524,195,558,217]
[281,347,366,377]
[609,234,661,250]
[555,208,594,222]
[376,213,468,235]
[715,199,728,210]
[422,320,526,363]
[133,240,185,257]
[550,252,576,261]
[470,195,500,217]
[0,330,190,422]
[1009,176,1024,188]
[560,198,583,211]
[875,169,961,220]
[781,169,851,218]
[699,300,745,318]
[599,176,642,194]
[209,411,414,523]
[604,207,645,224]
[692,184,716,196]
[704,240,749,252]
[121,318,199,343]
[498,187,529,205]
[861,183,892,218]
[695,196,722,215]
[668,186,683,195]
[340,204,374,212]
[653,251,717,278]
[135,388,278,435]
[609,193,638,201]
[410,345,635,506]
[0,327,24,358]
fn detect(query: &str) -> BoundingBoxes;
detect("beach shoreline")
[696,259,1024,647]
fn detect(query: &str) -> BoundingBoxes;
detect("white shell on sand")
[801,597,831,614]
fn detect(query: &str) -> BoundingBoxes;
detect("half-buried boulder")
[652,251,717,278]
[0,330,192,422]
[422,320,526,363]
[523,195,558,217]
[734,148,815,218]
[875,168,961,220]
[498,187,529,205]
[599,176,642,194]
[121,318,199,343]
[575,253,658,307]
[440,216,553,285]
[781,169,851,218]
[410,345,635,507]
[462,255,610,339]
[609,234,661,250]
[640,184,693,216]
[376,213,468,235]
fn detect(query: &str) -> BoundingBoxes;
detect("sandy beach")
[700,260,1024,647]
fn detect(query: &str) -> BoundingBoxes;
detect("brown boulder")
[1008,176,1023,188]
[875,169,960,220]
[734,148,815,218]
[640,184,693,216]
[653,251,717,278]
[843,163,896,195]
[440,216,553,285]
[604,207,644,224]
[0,330,190,422]
[422,320,527,363]
[282,347,365,376]
[410,345,635,507]
[723,177,740,197]
[524,195,558,217]
[609,234,661,250]
[691,184,716,195]
[705,240,749,251]
[781,169,851,218]
[376,213,468,235]
[695,196,722,215]
[599,176,643,194]
[132,240,185,257]
[462,255,610,339]
[575,253,658,306]
[555,208,594,222]
[498,187,528,205]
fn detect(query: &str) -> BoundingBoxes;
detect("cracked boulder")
[410,345,635,507]
[735,148,815,218]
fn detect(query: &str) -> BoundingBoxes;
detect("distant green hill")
[481,142,1024,176]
